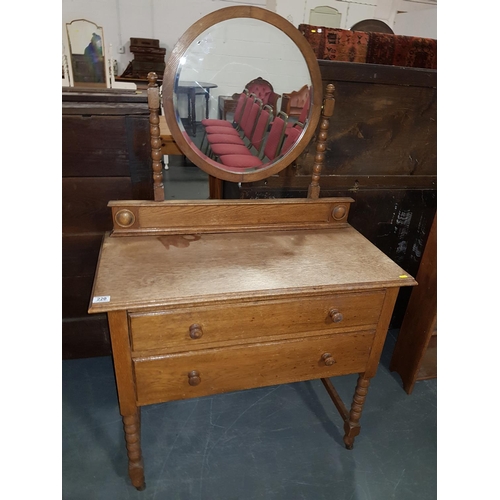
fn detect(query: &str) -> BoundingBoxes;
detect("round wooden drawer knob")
[188,370,201,386]
[329,309,343,323]
[189,324,203,339]
[321,353,336,366]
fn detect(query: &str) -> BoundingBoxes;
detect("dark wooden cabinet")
[62,90,153,359]
[390,213,437,393]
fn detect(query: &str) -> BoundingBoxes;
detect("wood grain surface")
[133,331,375,405]
[129,290,385,352]
[89,226,415,313]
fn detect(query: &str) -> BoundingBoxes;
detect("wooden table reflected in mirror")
[177,81,218,136]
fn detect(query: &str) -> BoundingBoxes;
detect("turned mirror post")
[147,73,165,201]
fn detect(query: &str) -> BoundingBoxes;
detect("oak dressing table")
[88,7,416,490]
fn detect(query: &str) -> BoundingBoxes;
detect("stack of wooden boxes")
[120,37,166,81]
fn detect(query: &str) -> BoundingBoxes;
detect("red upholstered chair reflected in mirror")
[281,84,310,120]
[233,77,281,113]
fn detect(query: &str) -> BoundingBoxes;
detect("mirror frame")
[65,19,109,89]
[163,6,323,183]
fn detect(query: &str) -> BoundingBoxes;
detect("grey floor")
[62,163,436,499]
[163,158,210,200]
[62,330,436,500]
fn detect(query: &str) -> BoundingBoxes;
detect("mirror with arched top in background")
[65,19,107,87]
[162,6,323,183]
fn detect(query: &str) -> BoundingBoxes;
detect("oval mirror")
[163,6,322,183]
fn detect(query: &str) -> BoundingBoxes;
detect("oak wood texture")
[159,114,182,156]
[88,204,415,315]
[308,83,335,199]
[390,213,437,393]
[147,72,164,201]
[108,198,353,236]
[162,5,323,183]
[89,198,415,489]
[344,375,370,449]
[128,290,385,353]
[134,331,375,405]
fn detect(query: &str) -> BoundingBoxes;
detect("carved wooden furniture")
[87,7,417,491]
[89,198,416,490]
[245,76,281,112]
[390,213,437,393]
[281,84,310,119]
[217,77,280,121]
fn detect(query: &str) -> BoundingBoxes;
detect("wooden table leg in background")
[209,175,223,199]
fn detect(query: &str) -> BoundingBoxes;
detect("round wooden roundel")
[115,209,136,227]
[332,205,346,220]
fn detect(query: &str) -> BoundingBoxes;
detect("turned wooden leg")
[123,409,145,490]
[343,375,370,450]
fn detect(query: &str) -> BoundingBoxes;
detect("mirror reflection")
[173,18,312,174]
[66,19,107,86]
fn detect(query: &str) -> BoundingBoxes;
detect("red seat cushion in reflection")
[218,154,264,168]
[207,134,246,145]
[204,125,240,136]
[281,127,302,154]
[210,143,253,156]
[201,119,233,127]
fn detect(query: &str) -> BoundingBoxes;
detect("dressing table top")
[89,213,415,314]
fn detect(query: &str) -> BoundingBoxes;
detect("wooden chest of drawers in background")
[62,90,153,359]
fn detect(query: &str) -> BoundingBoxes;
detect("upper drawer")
[129,291,384,352]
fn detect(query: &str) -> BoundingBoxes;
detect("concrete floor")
[62,327,436,500]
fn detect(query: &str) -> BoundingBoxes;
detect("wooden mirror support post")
[308,83,335,200]
[147,72,164,201]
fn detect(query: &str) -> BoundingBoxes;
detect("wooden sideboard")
[88,198,416,490]
[62,90,153,359]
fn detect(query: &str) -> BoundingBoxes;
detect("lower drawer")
[134,331,374,405]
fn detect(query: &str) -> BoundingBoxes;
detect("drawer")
[134,331,374,405]
[129,291,384,352]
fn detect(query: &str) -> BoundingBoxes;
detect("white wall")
[62,1,269,76]
[393,5,437,38]
[178,17,310,118]
[62,0,437,76]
